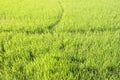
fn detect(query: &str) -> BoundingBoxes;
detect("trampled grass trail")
[0,0,120,80]
[48,1,64,33]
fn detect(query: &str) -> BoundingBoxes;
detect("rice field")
[0,0,120,80]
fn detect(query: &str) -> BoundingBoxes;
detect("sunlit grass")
[0,0,120,80]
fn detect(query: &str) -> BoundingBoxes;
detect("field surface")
[0,0,120,80]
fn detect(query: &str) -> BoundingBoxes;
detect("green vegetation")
[0,0,120,80]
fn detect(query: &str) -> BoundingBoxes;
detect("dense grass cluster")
[0,0,120,80]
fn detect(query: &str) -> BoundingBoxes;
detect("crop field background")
[0,0,120,80]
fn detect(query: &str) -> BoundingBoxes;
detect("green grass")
[0,0,120,80]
